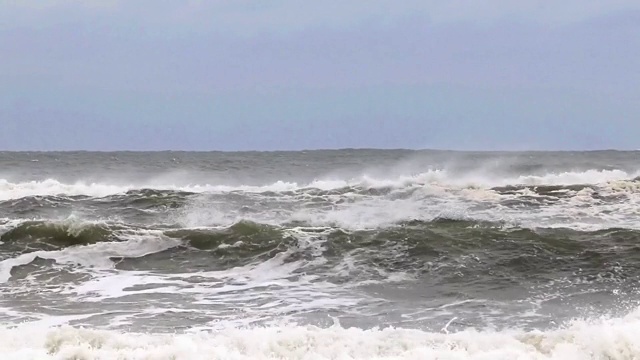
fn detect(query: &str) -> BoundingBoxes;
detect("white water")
[0,169,637,200]
[1,308,639,360]
[2,167,640,351]
[177,177,640,231]
[2,169,640,231]
[0,228,179,283]
[0,226,375,331]
[2,169,640,233]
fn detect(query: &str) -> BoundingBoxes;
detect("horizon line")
[0,147,637,153]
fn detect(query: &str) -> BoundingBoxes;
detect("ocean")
[0,149,638,359]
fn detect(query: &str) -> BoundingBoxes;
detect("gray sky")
[1,1,639,151]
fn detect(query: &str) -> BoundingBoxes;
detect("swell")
[0,170,638,201]
[0,221,115,251]
[2,219,640,286]
[1,176,638,212]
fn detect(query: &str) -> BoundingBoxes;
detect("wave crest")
[0,169,638,200]
[0,220,112,249]
[4,308,640,359]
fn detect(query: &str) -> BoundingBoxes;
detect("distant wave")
[1,169,640,232]
[0,169,638,200]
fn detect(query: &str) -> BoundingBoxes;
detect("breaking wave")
[2,152,640,350]
[1,219,638,290]
[2,308,640,359]
[0,169,638,200]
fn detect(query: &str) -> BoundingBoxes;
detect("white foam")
[4,170,640,233]
[0,308,639,359]
[178,183,640,231]
[0,230,179,283]
[0,226,367,329]
[0,169,637,200]
[3,170,640,231]
[0,179,130,200]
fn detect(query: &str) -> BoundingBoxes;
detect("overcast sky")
[1,1,639,151]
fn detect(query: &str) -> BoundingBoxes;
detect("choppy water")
[1,150,639,359]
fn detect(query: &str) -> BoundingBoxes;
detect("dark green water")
[0,150,639,332]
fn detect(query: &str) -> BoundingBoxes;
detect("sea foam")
[0,169,637,200]
[1,308,639,360]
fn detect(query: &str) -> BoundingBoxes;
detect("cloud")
[3,0,640,35]
[1,0,639,150]
[2,0,120,12]
[422,0,640,25]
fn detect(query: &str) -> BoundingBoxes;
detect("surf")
[0,168,638,201]
[2,309,639,359]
